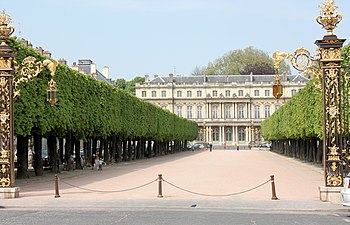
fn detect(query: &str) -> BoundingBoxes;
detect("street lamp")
[0,11,58,193]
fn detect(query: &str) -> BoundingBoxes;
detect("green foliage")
[262,43,350,141]
[261,79,323,140]
[198,46,290,75]
[10,38,197,142]
[115,77,145,95]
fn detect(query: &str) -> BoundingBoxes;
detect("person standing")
[94,155,100,171]
[237,143,240,151]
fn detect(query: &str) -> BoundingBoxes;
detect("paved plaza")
[0,148,346,212]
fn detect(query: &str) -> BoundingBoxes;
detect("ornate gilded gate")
[272,0,348,187]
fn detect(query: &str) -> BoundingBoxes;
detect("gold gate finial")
[0,10,14,45]
[316,0,342,35]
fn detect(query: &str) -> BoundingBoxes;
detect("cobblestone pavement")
[1,149,346,212]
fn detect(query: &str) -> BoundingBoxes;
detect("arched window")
[238,127,245,141]
[212,128,219,142]
[225,128,232,141]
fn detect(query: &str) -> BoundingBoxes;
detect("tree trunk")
[33,133,43,176]
[111,135,117,163]
[48,135,59,173]
[92,137,98,167]
[84,140,91,167]
[16,135,29,178]
[128,139,132,161]
[103,138,109,164]
[123,139,128,161]
[74,138,82,169]
[59,138,64,164]
[116,136,122,162]
[65,133,73,171]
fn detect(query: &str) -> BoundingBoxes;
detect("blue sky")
[2,0,350,80]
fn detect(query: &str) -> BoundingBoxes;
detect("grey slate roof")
[149,74,308,84]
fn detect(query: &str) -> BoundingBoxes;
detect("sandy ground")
[14,149,324,202]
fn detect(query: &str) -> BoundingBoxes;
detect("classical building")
[135,74,308,147]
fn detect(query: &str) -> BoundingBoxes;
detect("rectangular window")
[152,91,156,97]
[225,105,231,119]
[254,90,259,96]
[238,90,243,96]
[238,104,244,119]
[176,106,182,117]
[197,106,202,119]
[187,106,192,119]
[254,105,260,119]
[187,91,192,98]
[177,91,182,97]
[161,91,166,97]
[265,105,271,118]
[291,89,297,96]
[212,128,219,142]
[141,91,146,97]
[225,90,230,97]
[275,105,280,110]
[212,90,218,97]
[212,105,218,119]
[197,90,202,97]
[265,90,270,97]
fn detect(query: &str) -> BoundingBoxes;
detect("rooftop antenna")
[173,66,176,75]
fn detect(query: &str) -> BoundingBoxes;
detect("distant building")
[71,59,115,86]
[135,74,308,147]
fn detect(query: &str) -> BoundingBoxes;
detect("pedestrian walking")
[237,143,240,151]
[98,157,104,171]
[209,143,213,152]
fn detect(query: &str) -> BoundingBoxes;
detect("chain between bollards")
[270,175,278,200]
[158,174,163,198]
[54,174,60,198]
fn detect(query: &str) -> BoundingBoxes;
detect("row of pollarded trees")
[261,43,350,165]
[9,38,198,178]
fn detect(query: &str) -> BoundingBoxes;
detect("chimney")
[72,62,78,71]
[43,50,52,58]
[154,75,158,78]
[91,63,97,75]
[58,58,67,66]
[102,66,109,78]
[35,47,43,54]
[19,38,28,46]
[28,42,33,48]
[145,75,149,82]
[168,73,174,83]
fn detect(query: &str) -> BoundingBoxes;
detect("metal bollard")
[158,174,163,198]
[54,174,60,198]
[270,175,278,200]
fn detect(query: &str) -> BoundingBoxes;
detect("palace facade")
[135,74,308,147]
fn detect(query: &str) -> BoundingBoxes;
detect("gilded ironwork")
[272,51,291,69]
[0,11,58,187]
[272,0,347,187]
[0,10,14,45]
[290,48,313,72]
[316,0,342,35]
